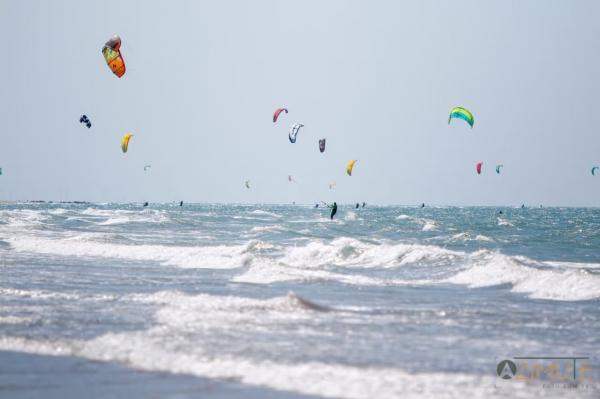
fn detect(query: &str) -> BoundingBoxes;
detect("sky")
[1,0,599,206]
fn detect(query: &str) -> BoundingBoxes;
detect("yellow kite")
[346,160,357,176]
[121,133,133,153]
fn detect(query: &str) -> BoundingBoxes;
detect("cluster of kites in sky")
[266,106,358,191]
[4,34,600,195]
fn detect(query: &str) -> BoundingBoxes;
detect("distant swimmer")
[355,203,359,209]
[362,202,366,208]
[315,203,319,208]
[499,210,503,214]
[330,202,338,219]
[521,204,525,209]
[179,201,183,206]
[420,203,425,208]
[143,202,148,207]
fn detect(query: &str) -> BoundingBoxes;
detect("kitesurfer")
[143,202,148,207]
[362,202,366,208]
[330,202,338,219]
[355,203,359,209]
[180,201,183,206]
[420,203,425,208]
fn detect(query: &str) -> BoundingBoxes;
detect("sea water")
[1,203,599,398]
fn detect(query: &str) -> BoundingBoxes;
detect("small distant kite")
[288,175,294,183]
[245,180,251,189]
[289,123,304,143]
[476,161,483,175]
[346,160,357,176]
[121,133,133,153]
[0,168,3,176]
[448,107,474,128]
[592,166,599,176]
[496,164,503,174]
[102,35,126,78]
[273,107,288,123]
[319,139,326,153]
[79,115,91,129]
[144,165,151,171]
[329,182,336,189]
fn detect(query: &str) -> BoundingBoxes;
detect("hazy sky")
[1,0,599,205]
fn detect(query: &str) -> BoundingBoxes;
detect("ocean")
[1,203,599,398]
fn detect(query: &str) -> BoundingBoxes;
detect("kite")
[329,182,336,189]
[121,133,133,153]
[448,107,474,128]
[319,139,326,153]
[102,35,126,78]
[144,165,151,171]
[346,160,357,176]
[273,108,288,123]
[476,161,483,175]
[496,164,503,174]
[592,166,599,176]
[245,180,250,189]
[289,123,304,143]
[79,115,91,128]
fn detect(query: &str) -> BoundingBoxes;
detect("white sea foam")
[497,217,514,227]
[447,251,600,301]
[8,234,257,269]
[0,334,539,399]
[344,211,358,221]
[0,289,576,399]
[248,209,282,218]
[249,225,282,233]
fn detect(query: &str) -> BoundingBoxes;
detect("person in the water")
[179,201,183,206]
[143,201,149,207]
[355,203,359,209]
[420,203,425,208]
[330,202,338,220]
[362,202,366,208]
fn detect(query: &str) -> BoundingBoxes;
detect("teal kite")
[496,164,503,174]
[592,166,599,176]
[448,107,474,128]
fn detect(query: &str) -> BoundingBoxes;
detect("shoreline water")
[1,203,599,398]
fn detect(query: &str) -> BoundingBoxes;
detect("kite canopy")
[592,166,599,176]
[245,180,250,189]
[121,133,133,153]
[346,160,357,176]
[102,35,126,78]
[329,182,336,189]
[288,175,293,182]
[289,123,304,143]
[79,115,91,128]
[273,108,288,123]
[476,161,483,175]
[319,139,326,153]
[144,165,151,171]
[496,164,503,174]
[448,107,474,128]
